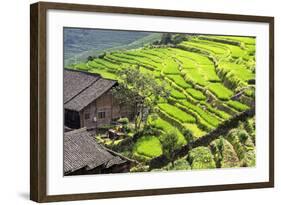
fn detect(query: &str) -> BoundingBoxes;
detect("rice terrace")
[63,28,256,175]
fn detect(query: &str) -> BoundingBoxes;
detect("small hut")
[64,69,135,130]
[64,128,132,175]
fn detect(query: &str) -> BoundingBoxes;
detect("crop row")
[158,103,196,124]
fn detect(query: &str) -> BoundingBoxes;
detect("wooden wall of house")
[79,90,120,129]
[119,103,136,121]
[79,100,97,129]
[96,90,115,128]
[77,89,136,129]
[112,94,122,120]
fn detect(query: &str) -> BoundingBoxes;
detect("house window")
[85,113,90,120]
[98,111,106,119]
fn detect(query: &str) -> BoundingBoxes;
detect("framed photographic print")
[30,1,274,202]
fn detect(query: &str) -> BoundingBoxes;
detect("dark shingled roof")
[64,69,117,111]
[64,69,100,103]
[64,128,126,174]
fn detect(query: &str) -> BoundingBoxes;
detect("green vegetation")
[226,128,255,167]
[200,102,230,120]
[226,100,249,112]
[182,68,209,86]
[158,103,196,123]
[153,158,191,171]
[167,75,192,89]
[160,129,181,167]
[148,116,186,145]
[112,68,169,131]
[217,61,255,88]
[188,147,216,169]
[207,83,234,100]
[181,40,228,57]
[186,88,206,101]
[210,138,240,168]
[178,100,221,128]
[133,136,163,158]
[170,89,186,99]
[162,58,181,74]
[68,32,256,172]
[89,69,118,80]
[183,123,206,139]
[219,36,256,45]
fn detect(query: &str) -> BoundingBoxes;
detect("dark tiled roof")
[64,69,117,111]
[64,128,126,174]
[64,69,100,103]
[105,156,124,168]
[64,78,116,111]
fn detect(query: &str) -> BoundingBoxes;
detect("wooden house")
[64,128,132,175]
[64,69,134,129]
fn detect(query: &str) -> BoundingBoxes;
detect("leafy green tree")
[183,129,193,145]
[160,129,180,167]
[238,130,249,143]
[87,56,94,61]
[160,33,172,45]
[117,117,129,125]
[214,138,224,168]
[172,34,187,44]
[98,52,106,59]
[112,67,169,131]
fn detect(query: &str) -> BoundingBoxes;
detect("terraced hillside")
[68,34,256,171]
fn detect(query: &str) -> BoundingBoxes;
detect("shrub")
[188,146,216,169]
[160,129,181,167]
[98,52,106,59]
[163,158,191,171]
[117,117,129,125]
[226,128,254,163]
[130,164,150,172]
[210,138,240,168]
[183,128,193,144]
[148,115,186,145]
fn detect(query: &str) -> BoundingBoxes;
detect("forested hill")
[64,28,161,65]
